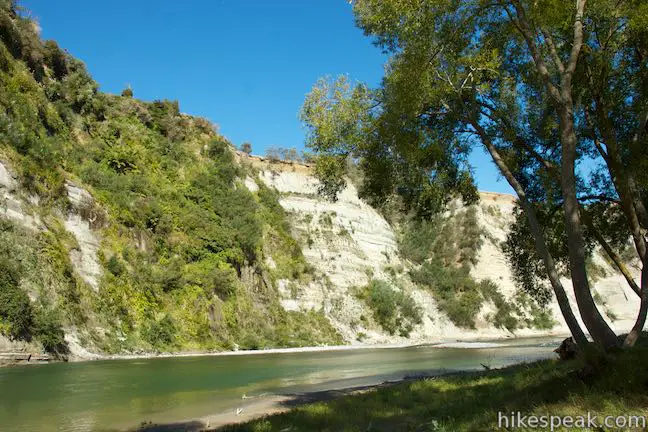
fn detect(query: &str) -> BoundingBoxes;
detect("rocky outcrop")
[64,181,103,291]
[0,160,40,230]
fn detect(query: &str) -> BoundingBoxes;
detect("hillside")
[0,2,341,361]
[0,2,641,363]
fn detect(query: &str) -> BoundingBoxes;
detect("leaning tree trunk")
[472,121,588,345]
[559,107,619,349]
[624,264,648,347]
[591,101,648,345]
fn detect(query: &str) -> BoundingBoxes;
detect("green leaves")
[301,75,374,155]
[312,154,348,201]
[359,279,422,336]
[0,258,32,339]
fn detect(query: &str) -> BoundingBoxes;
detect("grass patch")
[219,347,648,432]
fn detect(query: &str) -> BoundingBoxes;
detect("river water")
[0,338,560,431]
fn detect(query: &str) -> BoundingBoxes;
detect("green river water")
[0,338,561,432]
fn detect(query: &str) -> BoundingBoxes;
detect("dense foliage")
[357,279,422,336]
[0,225,67,355]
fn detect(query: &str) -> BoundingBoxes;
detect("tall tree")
[302,0,648,349]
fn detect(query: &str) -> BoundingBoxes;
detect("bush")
[240,142,252,154]
[106,255,125,276]
[480,279,519,332]
[32,309,67,354]
[410,262,483,328]
[0,259,33,339]
[121,87,133,98]
[361,279,422,336]
[399,207,483,266]
[142,315,176,348]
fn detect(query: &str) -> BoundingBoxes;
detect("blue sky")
[23,0,512,194]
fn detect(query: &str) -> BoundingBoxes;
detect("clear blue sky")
[23,0,512,194]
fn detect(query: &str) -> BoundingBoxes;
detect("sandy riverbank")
[133,370,476,432]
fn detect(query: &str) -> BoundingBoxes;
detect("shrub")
[142,315,176,348]
[480,279,519,332]
[182,256,238,299]
[410,262,483,328]
[121,87,133,98]
[0,258,33,339]
[206,136,231,159]
[32,309,67,354]
[399,207,483,266]
[43,40,68,80]
[240,142,252,154]
[106,255,125,276]
[361,279,422,336]
[105,143,140,173]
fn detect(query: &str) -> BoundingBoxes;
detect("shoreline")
[134,380,417,432]
[1,332,570,367]
[78,332,569,362]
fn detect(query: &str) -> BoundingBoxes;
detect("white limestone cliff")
[244,154,642,344]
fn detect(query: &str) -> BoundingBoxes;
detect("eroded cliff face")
[244,154,642,344]
[0,160,103,360]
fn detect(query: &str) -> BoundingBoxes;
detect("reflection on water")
[0,337,560,432]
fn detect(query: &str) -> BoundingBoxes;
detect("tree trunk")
[581,210,641,297]
[472,121,588,345]
[559,107,619,349]
[593,101,648,264]
[623,264,648,347]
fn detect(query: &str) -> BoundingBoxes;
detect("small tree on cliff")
[240,142,252,155]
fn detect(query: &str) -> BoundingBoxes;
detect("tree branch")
[541,29,565,73]
[577,194,620,204]
[507,1,563,103]
[565,0,587,79]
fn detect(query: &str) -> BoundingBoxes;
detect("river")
[0,338,561,432]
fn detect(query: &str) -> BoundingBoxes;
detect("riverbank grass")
[219,347,648,431]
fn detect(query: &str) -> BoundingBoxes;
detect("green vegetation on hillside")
[220,347,648,432]
[356,279,422,337]
[0,220,70,354]
[401,206,552,331]
[0,1,340,354]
